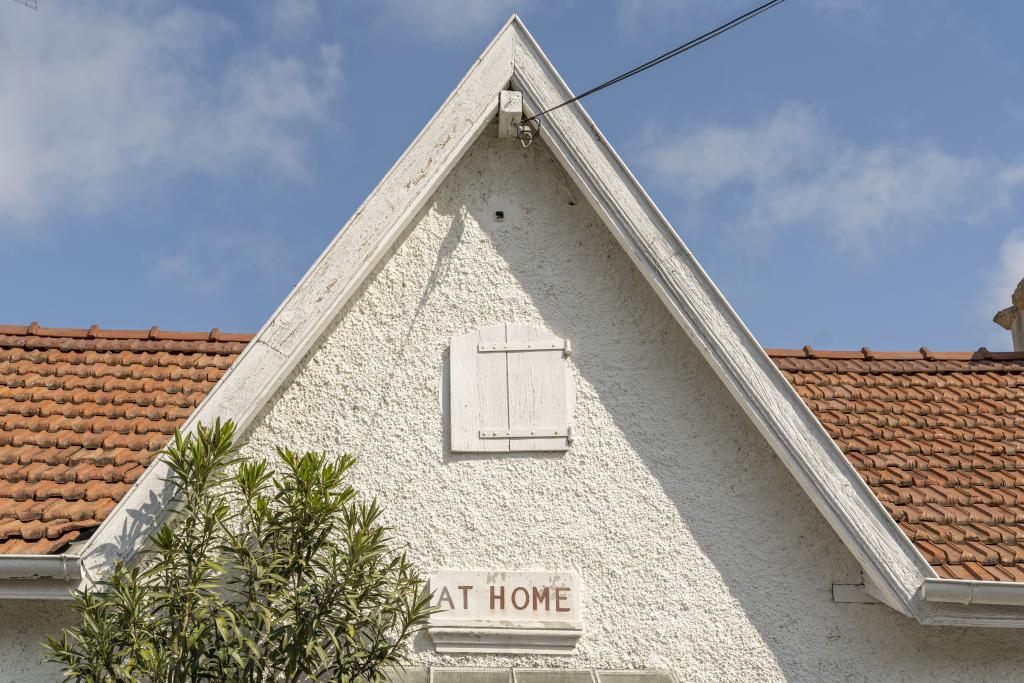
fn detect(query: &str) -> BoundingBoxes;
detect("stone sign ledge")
[428,625,584,654]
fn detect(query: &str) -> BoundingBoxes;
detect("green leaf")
[44,420,430,682]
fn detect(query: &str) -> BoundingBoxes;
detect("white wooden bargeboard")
[428,570,583,654]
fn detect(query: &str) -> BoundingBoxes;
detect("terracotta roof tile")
[769,346,1024,582]
[0,324,250,555]
[11,322,1024,586]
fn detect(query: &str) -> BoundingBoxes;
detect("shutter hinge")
[478,339,572,356]
[480,428,567,439]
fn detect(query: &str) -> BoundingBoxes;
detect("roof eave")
[0,578,77,601]
[919,579,1024,627]
[924,578,1024,607]
[508,18,933,620]
[73,13,517,591]
[0,553,81,580]
[57,15,1006,626]
[0,554,81,600]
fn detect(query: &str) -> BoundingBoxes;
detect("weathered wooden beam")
[498,90,522,139]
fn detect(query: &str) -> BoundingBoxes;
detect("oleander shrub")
[47,420,433,683]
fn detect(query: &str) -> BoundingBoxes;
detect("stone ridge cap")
[765,346,1024,362]
[0,322,254,343]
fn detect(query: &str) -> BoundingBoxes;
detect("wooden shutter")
[449,324,572,453]
[450,325,509,453]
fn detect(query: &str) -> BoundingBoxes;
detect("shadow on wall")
[213,121,1024,681]
[361,200,467,447]
[422,135,1024,680]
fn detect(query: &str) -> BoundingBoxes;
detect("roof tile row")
[0,325,250,554]
[770,347,1024,582]
[5,323,1024,586]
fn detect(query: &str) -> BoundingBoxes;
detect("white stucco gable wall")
[71,16,953,624]
[0,601,70,681]
[235,126,1024,682]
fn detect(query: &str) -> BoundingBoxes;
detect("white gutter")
[0,579,78,600]
[0,554,81,581]
[923,578,1024,606]
[0,554,82,600]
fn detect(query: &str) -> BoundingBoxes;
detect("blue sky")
[3,1,1024,351]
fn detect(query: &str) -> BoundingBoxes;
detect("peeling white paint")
[233,129,1024,681]
[11,113,1024,683]
[72,17,944,626]
[8,18,1024,680]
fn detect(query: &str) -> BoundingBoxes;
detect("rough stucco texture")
[232,127,1024,681]
[0,600,71,681]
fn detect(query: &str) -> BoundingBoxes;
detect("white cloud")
[617,0,701,33]
[153,229,289,294]
[982,230,1024,349]
[0,2,341,224]
[271,0,319,35]
[617,0,870,33]
[991,231,1024,307]
[806,0,871,13]
[641,103,1024,251]
[376,0,521,44]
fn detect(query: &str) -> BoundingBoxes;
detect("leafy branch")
[47,420,435,683]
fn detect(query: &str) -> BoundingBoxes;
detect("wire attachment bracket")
[515,117,540,148]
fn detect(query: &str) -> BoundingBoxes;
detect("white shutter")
[505,324,569,451]
[449,324,572,453]
[450,325,509,452]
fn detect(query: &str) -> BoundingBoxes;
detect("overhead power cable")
[521,0,787,127]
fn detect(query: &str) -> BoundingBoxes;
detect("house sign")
[428,570,583,654]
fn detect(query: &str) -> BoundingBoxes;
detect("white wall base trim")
[428,626,582,654]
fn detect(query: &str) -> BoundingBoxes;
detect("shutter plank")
[450,325,509,452]
[505,324,569,451]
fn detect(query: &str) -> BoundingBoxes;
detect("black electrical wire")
[522,0,787,125]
